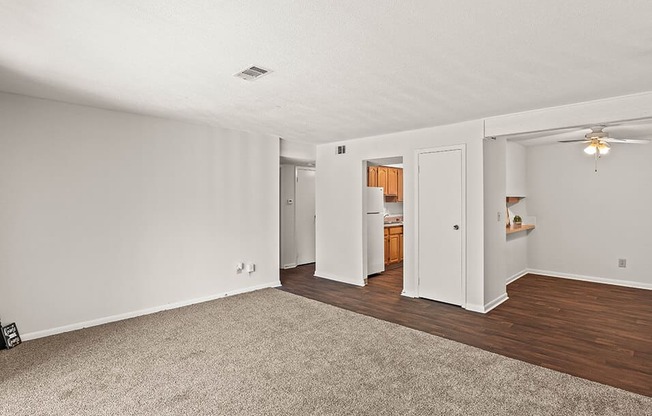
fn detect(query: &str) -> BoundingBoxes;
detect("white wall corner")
[507,269,529,284]
[313,270,365,287]
[484,293,509,312]
[465,292,508,314]
[400,290,418,298]
[464,303,486,313]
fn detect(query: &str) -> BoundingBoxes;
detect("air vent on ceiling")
[234,65,272,81]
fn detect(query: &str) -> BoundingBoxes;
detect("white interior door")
[296,167,316,265]
[418,149,464,305]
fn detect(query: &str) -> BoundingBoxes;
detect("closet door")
[418,149,463,305]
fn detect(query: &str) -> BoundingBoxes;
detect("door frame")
[295,166,316,266]
[414,144,467,308]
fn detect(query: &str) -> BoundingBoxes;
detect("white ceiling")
[2,1,652,143]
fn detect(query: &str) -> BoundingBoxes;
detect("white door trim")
[414,144,467,308]
[295,166,316,266]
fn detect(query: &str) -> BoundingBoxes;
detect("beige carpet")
[0,289,650,415]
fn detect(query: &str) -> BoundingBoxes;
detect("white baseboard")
[465,293,509,313]
[506,269,529,284]
[282,263,297,269]
[21,280,281,341]
[401,290,418,298]
[464,303,485,313]
[527,269,652,291]
[314,270,365,287]
[484,293,509,312]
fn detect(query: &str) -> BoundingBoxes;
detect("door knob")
[453,225,459,230]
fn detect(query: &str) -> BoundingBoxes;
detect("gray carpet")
[0,289,650,415]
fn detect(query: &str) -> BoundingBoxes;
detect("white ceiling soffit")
[368,157,403,166]
[506,118,652,146]
[280,156,315,167]
[2,1,652,144]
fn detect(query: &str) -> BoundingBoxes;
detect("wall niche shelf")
[506,196,525,204]
[506,224,535,235]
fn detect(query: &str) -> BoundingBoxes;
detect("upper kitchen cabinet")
[367,165,404,200]
[387,168,398,196]
[368,166,378,187]
[377,167,388,193]
[397,168,403,202]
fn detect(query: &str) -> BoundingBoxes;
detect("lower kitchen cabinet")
[385,226,403,266]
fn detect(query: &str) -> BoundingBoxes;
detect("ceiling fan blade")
[558,139,590,143]
[603,138,651,144]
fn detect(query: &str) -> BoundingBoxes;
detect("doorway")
[363,156,404,292]
[295,167,316,265]
[280,164,315,269]
[416,146,465,306]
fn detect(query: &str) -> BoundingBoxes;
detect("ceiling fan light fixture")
[598,142,610,155]
[584,144,597,155]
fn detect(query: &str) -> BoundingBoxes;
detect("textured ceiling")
[2,1,652,143]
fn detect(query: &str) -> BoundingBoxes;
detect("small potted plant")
[512,215,522,228]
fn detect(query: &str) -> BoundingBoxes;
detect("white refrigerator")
[366,187,385,275]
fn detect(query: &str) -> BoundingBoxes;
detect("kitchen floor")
[279,264,652,397]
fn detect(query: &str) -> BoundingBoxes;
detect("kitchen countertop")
[384,222,403,228]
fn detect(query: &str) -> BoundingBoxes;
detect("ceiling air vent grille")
[234,65,272,81]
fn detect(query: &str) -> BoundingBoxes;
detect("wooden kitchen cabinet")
[368,166,378,187]
[397,168,403,202]
[389,234,400,263]
[377,167,388,194]
[387,168,398,196]
[385,226,403,266]
[368,166,403,200]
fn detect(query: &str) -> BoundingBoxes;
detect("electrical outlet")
[618,258,626,268]
[246,263,256,273]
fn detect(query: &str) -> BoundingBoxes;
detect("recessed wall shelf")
[506,196,525,204]
[506,224,535,235]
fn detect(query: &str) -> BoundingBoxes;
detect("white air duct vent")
[234,65,272,81]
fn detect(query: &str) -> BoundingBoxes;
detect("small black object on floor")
[0,322,22,349]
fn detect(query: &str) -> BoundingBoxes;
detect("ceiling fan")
[559,126,651,172]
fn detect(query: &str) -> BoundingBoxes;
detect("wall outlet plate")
[618,258,626,268]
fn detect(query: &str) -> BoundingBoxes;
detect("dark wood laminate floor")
[279,264,652,397]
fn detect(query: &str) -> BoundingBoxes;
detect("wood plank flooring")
[279,265,652,397]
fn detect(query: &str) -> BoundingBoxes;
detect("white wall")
[506,141,527,197]
[506,229,528,283]
[505,141,529,281]
[0,93,280,337]
[526,142,652,289]
[483,138,507,307]
[315,120,490,311]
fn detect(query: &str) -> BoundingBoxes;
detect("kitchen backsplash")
[384,201,403,216]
